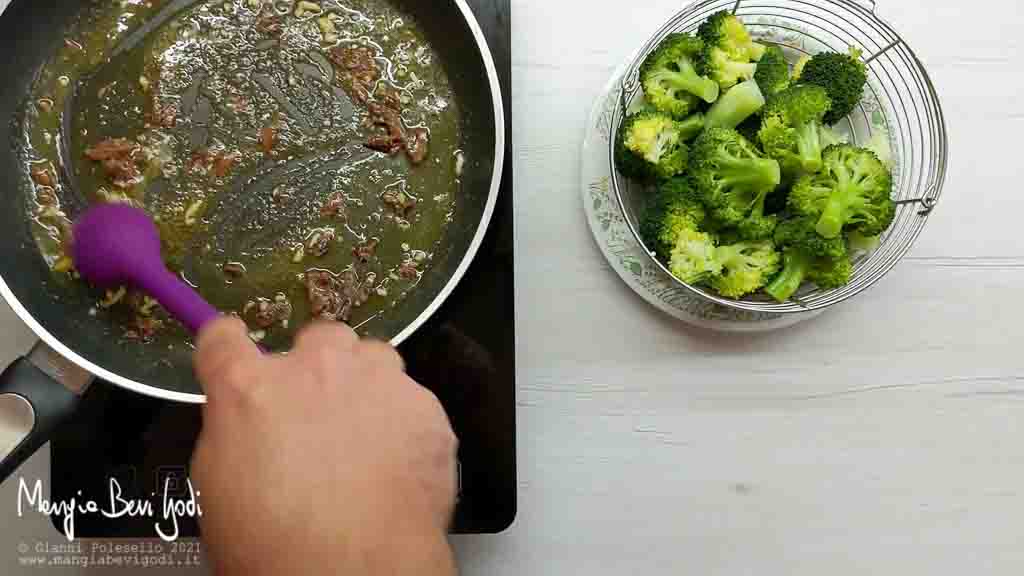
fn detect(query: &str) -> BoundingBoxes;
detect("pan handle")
[0,342,92,481]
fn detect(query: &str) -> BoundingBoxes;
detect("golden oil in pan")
[21,0,463,351]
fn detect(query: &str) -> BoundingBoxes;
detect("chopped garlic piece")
[294,1,321,17]
[184,200,204,226]
[139,296,159,317]
[317,15,336,39]
[100,287,127,309]
[52,255,74,273]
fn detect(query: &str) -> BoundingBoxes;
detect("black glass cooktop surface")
[49,0,514,537]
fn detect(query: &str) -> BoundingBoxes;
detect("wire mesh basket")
[609,0,948,314]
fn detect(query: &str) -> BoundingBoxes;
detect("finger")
[356,339,406,372]
[194,316,264,396]
[292,321,360,363]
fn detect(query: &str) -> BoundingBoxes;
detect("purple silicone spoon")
[71,203,220,335]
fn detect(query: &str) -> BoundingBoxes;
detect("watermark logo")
[14,540,203,569]
[16,476,203,542]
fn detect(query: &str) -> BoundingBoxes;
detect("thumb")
[194,316,264,398]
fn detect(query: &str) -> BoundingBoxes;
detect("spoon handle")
[134,266,220,335]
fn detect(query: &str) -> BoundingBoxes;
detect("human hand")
[190,317,458,576]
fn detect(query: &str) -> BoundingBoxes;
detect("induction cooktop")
[49,0,515,537]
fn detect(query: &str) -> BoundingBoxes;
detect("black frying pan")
[0,0,503,480]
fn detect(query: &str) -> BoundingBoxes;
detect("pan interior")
[0,0,497,396]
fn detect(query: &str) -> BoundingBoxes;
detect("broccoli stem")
[677,72,720,104]
[706,80,766,130]
[816,161,861,238]
[678,114,706,141]
[795,122,823,173]
[720,155,781,193]
[765,250,811,302]
[725,61,758,84]
[815,195,846,239]
[650,68,720,104]
[847,230,881,252]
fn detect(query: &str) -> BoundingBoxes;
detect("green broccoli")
[697,11,766,90]
[669,227,721,285]
[710,240,781,298]
[755,45,791,95]
[735,210,778,242]
[677,113,706,141]
[764,217,848,301]
[640,177,706,260]
[807,255,853,290]
[819,124,850,148]
[788,144,895,239]
[640,34,721,119]
[774,217,847,261]
[791,54,811,81]
[847,230,881,253]
[614,111,690,181]
[799,47,868,125]
[757,85,832,176]
[665,225,780,298]
[689,127,781,240]
[705,79,766,131]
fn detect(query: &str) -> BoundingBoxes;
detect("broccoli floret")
[669,227,721,285]
[807,255,853,290]
[774,217,847,260]
[755,45,791,95]
[697,11,766,90]
[788,144,895,239]
[764,217,847,301]
[665,227,780,298]
[710,240,781,298]
[757,85,832,176]
[705,79,766,131]
[689,127,781,240]
[640,178,706,260]
[614,111,690,181]
[800,48,868,125]
[641,34,721,119]
[735,212,778,242]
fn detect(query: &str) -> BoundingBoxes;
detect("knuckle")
[205,360,262,406]
[294,322,362,375]
[356,339,404,370]
[295,321,358,351]
[442,425,459,452]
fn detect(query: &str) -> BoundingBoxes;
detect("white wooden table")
[453,1,1024,574]
[1,0,1022,574]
